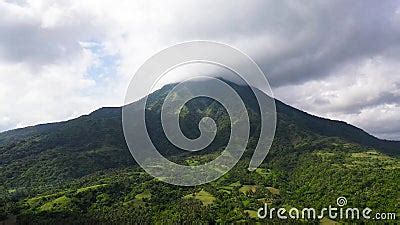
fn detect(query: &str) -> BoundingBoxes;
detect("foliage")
[0,81,399,223]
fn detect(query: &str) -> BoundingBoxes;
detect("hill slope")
[0,80,399,223]
[0,81,399,187]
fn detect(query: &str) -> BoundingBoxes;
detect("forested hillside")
[0,81,399,224]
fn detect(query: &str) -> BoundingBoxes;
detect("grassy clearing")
[239,185,257,194]
[257,198,272,204]
[244,210,258,218]
[184,190,216,206]
[229,181,241,188]
[26,192,65,206]
[39,195,72,212]
[351,151,384,159]
[135,190,152,200]
[266,187,280,195]
[76,184,108,193]
[218,189,231,194]
[220,181,241,191]
[350,151,400,169]
[26,184,107,208]
[320,217,339,225]
[255,168,269,177]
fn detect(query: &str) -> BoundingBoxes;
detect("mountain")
[0,80,399,224]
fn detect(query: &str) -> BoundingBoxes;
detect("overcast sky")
[1,0,400,140]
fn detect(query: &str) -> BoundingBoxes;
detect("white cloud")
[274,55,400,140]
[0,48,98,129]
[0,0,400,140]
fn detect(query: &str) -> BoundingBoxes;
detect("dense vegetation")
[0,81,399,224]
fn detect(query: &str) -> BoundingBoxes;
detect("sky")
[0,0,400,140]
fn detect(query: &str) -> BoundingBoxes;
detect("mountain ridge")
[0,81,398,188]
[1,80,399,224]
[1,92,398,154]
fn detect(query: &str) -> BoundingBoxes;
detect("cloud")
[0,0,118,130]
[0,1,106,66]
[274,55,400,140]
[0,0,400,140]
